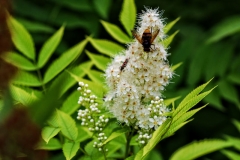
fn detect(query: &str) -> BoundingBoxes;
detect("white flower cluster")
[104,8,173,130]
[77,82,109,132]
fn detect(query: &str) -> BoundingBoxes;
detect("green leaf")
[171,62,182,71]
[12,70,42,86]
[76,126,92,142]
[93,0,111,19]
[9,85,40,106]
[1,52,36,71]
[232,119,240,133]
[63,142,79,160]
[207,16,240,43]
[60,91,80,115]
[57,110,78,141]
[174,87,215,117]
[224,135,240,150]
[164,17,180,34]
[135,119,172,160]
[7,15,35,60]
[43,39,88,84]
[176,78,213,113]
[16,18,55,33]
[103,127,129,145]
[203,90,224,111]
[68,76,106,98]
[218,80,240,106]
[227,72,240,85]
[221,149,240,160]
[36,138,62,150]
[162,30,179,48]
[38,26,64,68]
[164,96,181,107]
[86,50,111,71]
[120,0,136,36]
[88,37,124,57]
[42,126,61,143]
[170,139,232,160]
[100,20,131,43]
[87,70,105,85]
[164,105,206,139]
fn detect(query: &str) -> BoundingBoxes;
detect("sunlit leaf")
[88,37,124,57]
[86,50,111,71]
[43,39,88,84]
[36,138,62,150]
[162,30,179,48]
[60,91,79,115]
[164,17,180,34]
[38,26,64,68]
[57,110,78,141]
[87,70,105,85]
[2,51,36,71]
[12,71,42,87]
[170,139,232,160]
[42,126,61,143]
[101,20,131,43]
[63,142,79,160]
[120,0,136,36]
[7,15,35,60]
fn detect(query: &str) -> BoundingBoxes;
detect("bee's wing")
[150,29,160,43]
[131,30,142,43]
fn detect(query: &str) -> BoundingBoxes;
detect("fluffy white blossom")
[104,8,173,130]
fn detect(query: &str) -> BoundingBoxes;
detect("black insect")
[131,28,160,52]
[120,58,129,71]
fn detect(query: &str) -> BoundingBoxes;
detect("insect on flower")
[132,28,160,52]
[120,58,129,71]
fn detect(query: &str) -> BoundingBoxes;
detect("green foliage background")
[4,0,240,159]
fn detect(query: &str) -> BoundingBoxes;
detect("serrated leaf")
[12,70,42,86]
[164,17,180,34]
[164,105,206,139]
[42,126,61,143]
[218,80,240,106]
[120,0,136,36]
[101,20,131,43]
[88,37,124,57]
[174,88,215,117]
[171,62,182,71]
[47,111,59,127]
[7,15,35,60]
[36,138,62,150]
[221,149,240,160]
[177,78,213,112]
[63,142,79,160]
[170,139,232,160]
[87,70,105,84]
[76,126,92,142]
[135,119,172,160]
[57,110,78,141]
[2,52,36,71]
[207,16,240,43]
[43,39,88,84]
[162,30,179,48]
[60,91,80,115]
[86,50,111,71]
[38,26,64,68]
[224,135,240,150]
[9,85,40,106]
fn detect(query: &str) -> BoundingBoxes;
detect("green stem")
[36,69,46,92]
[125,130,134,158]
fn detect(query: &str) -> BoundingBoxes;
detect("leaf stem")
[36,68,46,92]
[125,129,134,158]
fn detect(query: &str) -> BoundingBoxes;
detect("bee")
[120,58,129,71]
[131,28,160,52]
